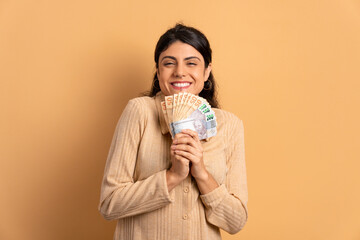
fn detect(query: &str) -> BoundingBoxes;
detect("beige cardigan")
[99,92,248,240]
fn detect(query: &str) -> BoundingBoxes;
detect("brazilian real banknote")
[170,107,217,140]
[162,93,217,140]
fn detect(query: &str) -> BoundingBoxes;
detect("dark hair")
[146,23,219,108]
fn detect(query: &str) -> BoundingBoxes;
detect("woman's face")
[157,41,211,96]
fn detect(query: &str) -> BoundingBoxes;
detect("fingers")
[172,129,203,164]
[174,129,199,140]
[173,153,190,164]
[172,138,203,154]
[171,140,203,165]
[181,129,200,142]
[174,138,197,150]
[171,143,200,156]
[174,149,201,163]
[170,146,190,164]
[174,129,199,142]
[173,132,191,141]
[174,132,201,149]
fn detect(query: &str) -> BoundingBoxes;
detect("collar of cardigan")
[154,91,210,142]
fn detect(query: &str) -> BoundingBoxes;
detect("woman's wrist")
[192,169,210,182]
[193,170,219,195]
[166,169,183,192]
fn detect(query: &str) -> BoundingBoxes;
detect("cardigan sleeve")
[200,114,248,234]
[98,99,174,221]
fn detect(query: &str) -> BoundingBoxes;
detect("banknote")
[170,118,217,140]
[162,93,217,140]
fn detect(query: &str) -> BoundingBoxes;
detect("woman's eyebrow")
[184,56,201,61]
[160,56,201,62]
[160,56,176,62]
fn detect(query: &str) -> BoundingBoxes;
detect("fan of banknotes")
[160,93,217,140]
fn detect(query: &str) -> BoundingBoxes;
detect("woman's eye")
[164,62,174,66]
[187,62,197,66]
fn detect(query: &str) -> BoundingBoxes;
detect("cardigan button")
[183,187,189,193]
[182,214,188,220]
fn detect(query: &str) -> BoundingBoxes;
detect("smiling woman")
[98,23,248,240]
[156,41,212,96]
[150,24,218,108]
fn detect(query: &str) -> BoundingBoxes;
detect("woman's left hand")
[171,129,208,181]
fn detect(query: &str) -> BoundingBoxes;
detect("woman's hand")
[171,129,208,181]
[172,129,219,194]
[166,133,191,192]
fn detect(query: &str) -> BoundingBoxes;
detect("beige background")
[1,0,360,239]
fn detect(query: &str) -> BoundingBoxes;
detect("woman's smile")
[171,81,192,90]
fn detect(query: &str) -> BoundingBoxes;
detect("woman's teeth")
[172,82,190,87]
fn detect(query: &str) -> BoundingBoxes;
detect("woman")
[99,23,248,240]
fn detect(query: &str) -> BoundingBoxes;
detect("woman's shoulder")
[213,108,243,124]
[123,95,156,111]
[212,108,244,141]
[127,95,155,106]
[211,108,244,137]
[122,95,157,119]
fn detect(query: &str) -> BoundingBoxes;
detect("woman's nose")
[174,64,186,78]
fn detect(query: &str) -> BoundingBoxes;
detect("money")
[171,118,217,140]
[161,93,217,140]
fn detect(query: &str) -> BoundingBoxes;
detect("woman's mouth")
[171,82,191,90]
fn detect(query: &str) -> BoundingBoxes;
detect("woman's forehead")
[160,41,203,59]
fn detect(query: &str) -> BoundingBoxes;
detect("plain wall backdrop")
[1,0,360,239]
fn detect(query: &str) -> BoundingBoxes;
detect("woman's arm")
[98,99,174,221]
[172,115,248,234]
[171,129,219,194]
[199,115,248,234]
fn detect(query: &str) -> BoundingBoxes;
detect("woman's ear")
[156,68,160,79]
[204,63,212,82]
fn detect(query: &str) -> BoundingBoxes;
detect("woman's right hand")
[166,134,190,191]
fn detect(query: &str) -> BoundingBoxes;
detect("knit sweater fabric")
[99,92,248,240]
